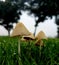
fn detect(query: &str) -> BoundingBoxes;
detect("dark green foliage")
[0,1,21,35]
[0,37,59,65]
[25,0,59,20]
[24,0,59,36]
[0,2,20,23]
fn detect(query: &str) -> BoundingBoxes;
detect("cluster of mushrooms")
[10,22,47,55]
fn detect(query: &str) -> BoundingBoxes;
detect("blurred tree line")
[0,0,21,35]
[0,0,59,37]
[24,0,59,37]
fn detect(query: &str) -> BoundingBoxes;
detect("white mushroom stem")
[18,37,23,65]
[18,36,22,56]
[18,39,21,56]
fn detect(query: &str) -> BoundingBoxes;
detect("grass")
[0,36,59,65]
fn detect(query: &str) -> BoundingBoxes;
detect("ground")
[0,36,59,65]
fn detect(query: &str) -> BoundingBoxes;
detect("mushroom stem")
[18,39,21,56]
[18,37,23,65]
[18,36,22,56]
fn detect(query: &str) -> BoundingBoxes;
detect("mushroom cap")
[22,33,35,40]
[35,31,47,40]
[35,39,44,46]
[10,22,31,37]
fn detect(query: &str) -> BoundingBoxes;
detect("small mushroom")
[21,33,35,46]
[21,33,35,41]
[35,31,47,46]
[35,39,44,46]
[10,22,31,55]
[35,31,47,40]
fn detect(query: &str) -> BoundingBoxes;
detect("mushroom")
[21,33,35,41]
[35,31,47,40]
[10,22,31,55]
[35,31,47,46]
[21,33,35,47]
[10,22,31,37]
[35,39,44,46]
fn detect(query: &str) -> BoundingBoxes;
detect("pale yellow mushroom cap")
[10,22,31,37]
[35,31,47,40]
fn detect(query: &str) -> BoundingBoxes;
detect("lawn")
[0,36,59,65]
